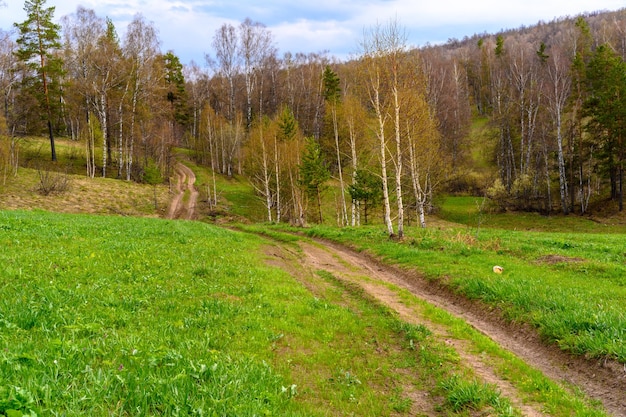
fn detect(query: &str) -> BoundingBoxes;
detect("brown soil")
[166,162,198,220]
[265,238,626,416]
[536,254,585,264]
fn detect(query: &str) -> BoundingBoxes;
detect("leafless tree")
[239,18,275,129]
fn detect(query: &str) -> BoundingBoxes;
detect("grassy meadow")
[1,210,401,415]
[281,201,626,364]
[0,210,482,415]
[1,210,612,416]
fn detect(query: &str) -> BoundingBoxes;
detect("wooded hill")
[1,1,626,234]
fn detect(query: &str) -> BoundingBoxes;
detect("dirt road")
[267,238,626,416]
[166,163,198,220]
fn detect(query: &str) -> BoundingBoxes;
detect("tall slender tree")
[239,18,274,129]
[61,6,106,177]
[543,44,571,214]
[92,17,123,178]
[360,22,394,237]
[212,23,239,122]
[14,0,63,161]
[164,51,189,132]
[584,44,626,211]
[0,30,17,132]
[322,65,348,226]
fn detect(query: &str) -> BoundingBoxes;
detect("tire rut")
[280,238,625,416]
[166,162,198,220]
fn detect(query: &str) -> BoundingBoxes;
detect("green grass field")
[286,220,626,365]
[0,210,486,416]
[1,210,611,416]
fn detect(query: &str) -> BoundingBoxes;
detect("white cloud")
[272,19,353,56]
[1,0,624,65]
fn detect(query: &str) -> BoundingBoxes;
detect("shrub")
[36,168,71,195]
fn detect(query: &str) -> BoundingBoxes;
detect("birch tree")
[387,22,409,238]
[322,65,348,226]
[122,14,161,179]
[543,44,571,214]
[212,23,239,122]
[239,18,274,129]
[61,6,106,177]
[360,23,394,237]
[245,116,276,222]
[92,18,123,178]
[342,94,368,226]
[360,18,412,238]
[0,30,17,134]
[0,31,18,183]
[406,92,441,228]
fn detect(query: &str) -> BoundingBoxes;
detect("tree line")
[437,9,626,215]
[1,0,626,233]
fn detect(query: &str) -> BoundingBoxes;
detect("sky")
[1,0,624,65]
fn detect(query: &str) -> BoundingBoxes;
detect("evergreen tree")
[164,51,189,129]
[348,168,382,224]
[277,105,297,141]
[14,0,63,161]
[584,44,626,210]
[322,65,341,103]
[299,137,330,223]
[322,65,348,225]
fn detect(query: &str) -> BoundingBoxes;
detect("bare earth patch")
[166,163,198,220]
[537,254,585,264]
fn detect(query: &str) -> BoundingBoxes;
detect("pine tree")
[584,44,626,211]
[348,169,381,224]
[299,137,330,223]
[14,0,63,161]
[164,51,189,128]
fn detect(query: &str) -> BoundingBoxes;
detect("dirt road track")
[167,163,198,220]
[270,237,626,416]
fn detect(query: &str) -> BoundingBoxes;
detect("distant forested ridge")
[2,2,626,227]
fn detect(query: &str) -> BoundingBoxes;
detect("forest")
[1,1,626,235]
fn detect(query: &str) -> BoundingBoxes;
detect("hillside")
[4,8,626,227]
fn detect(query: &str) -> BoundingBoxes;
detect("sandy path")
[166,163,199,220]
[266,238,626,416]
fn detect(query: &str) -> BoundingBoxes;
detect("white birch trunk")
[392,84,404,238]
[100,94,108,178]
[274,134,281,223]
[332,106,348,226]
[349,119,359,226]
[373,84,394,236]
[261,130,272,222]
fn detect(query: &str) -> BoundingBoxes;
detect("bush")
[36,168,71,196]
[485,178,508,210]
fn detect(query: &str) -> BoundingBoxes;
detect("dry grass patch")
[0,167,169,217]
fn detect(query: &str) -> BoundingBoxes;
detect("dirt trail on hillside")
[166,163,198,220]
[266,238,626,416]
